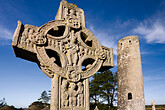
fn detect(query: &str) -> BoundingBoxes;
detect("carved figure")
[63,7,68,19]
[20,27,28,47]
[77,82,84,106]
[61,79,69,107]
[28,29,34,49]
[68,82,78,107]
[66,30,79,66]
[70,9,76,19]
[76,11,80,19]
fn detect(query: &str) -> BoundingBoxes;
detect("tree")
[0,98,7,108]
[90,70,117,110]
[89,73,101,105]
[38,91,50,104]
[99,70,117,110]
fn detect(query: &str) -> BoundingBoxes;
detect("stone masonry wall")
[117,36,145,110]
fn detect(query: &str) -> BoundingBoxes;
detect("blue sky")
[0,0,165,108]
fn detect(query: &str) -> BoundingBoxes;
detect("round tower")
[117,36,145,110]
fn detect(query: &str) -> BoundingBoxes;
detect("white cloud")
[141,51,153,55]
[133,21,165,43]
[0,25,13,40]
[144,76,165,82]
[88,25,118,55]
[132,0,165,44]
[88,24,119,67]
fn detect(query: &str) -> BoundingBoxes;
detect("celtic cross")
[12,1,114,110]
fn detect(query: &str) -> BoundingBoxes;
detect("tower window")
[129,40,131,44]
[128,93,132,100]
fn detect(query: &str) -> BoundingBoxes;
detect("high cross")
[12,1,114,110]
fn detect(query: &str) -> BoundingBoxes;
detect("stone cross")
[12,0,114,110]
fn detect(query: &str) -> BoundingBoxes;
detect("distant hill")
[0,105,24,110]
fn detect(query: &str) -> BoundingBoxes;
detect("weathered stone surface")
[117,36,145,110]
[12,0,114,110]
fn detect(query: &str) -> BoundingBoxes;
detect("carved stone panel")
[60,78,85,109]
